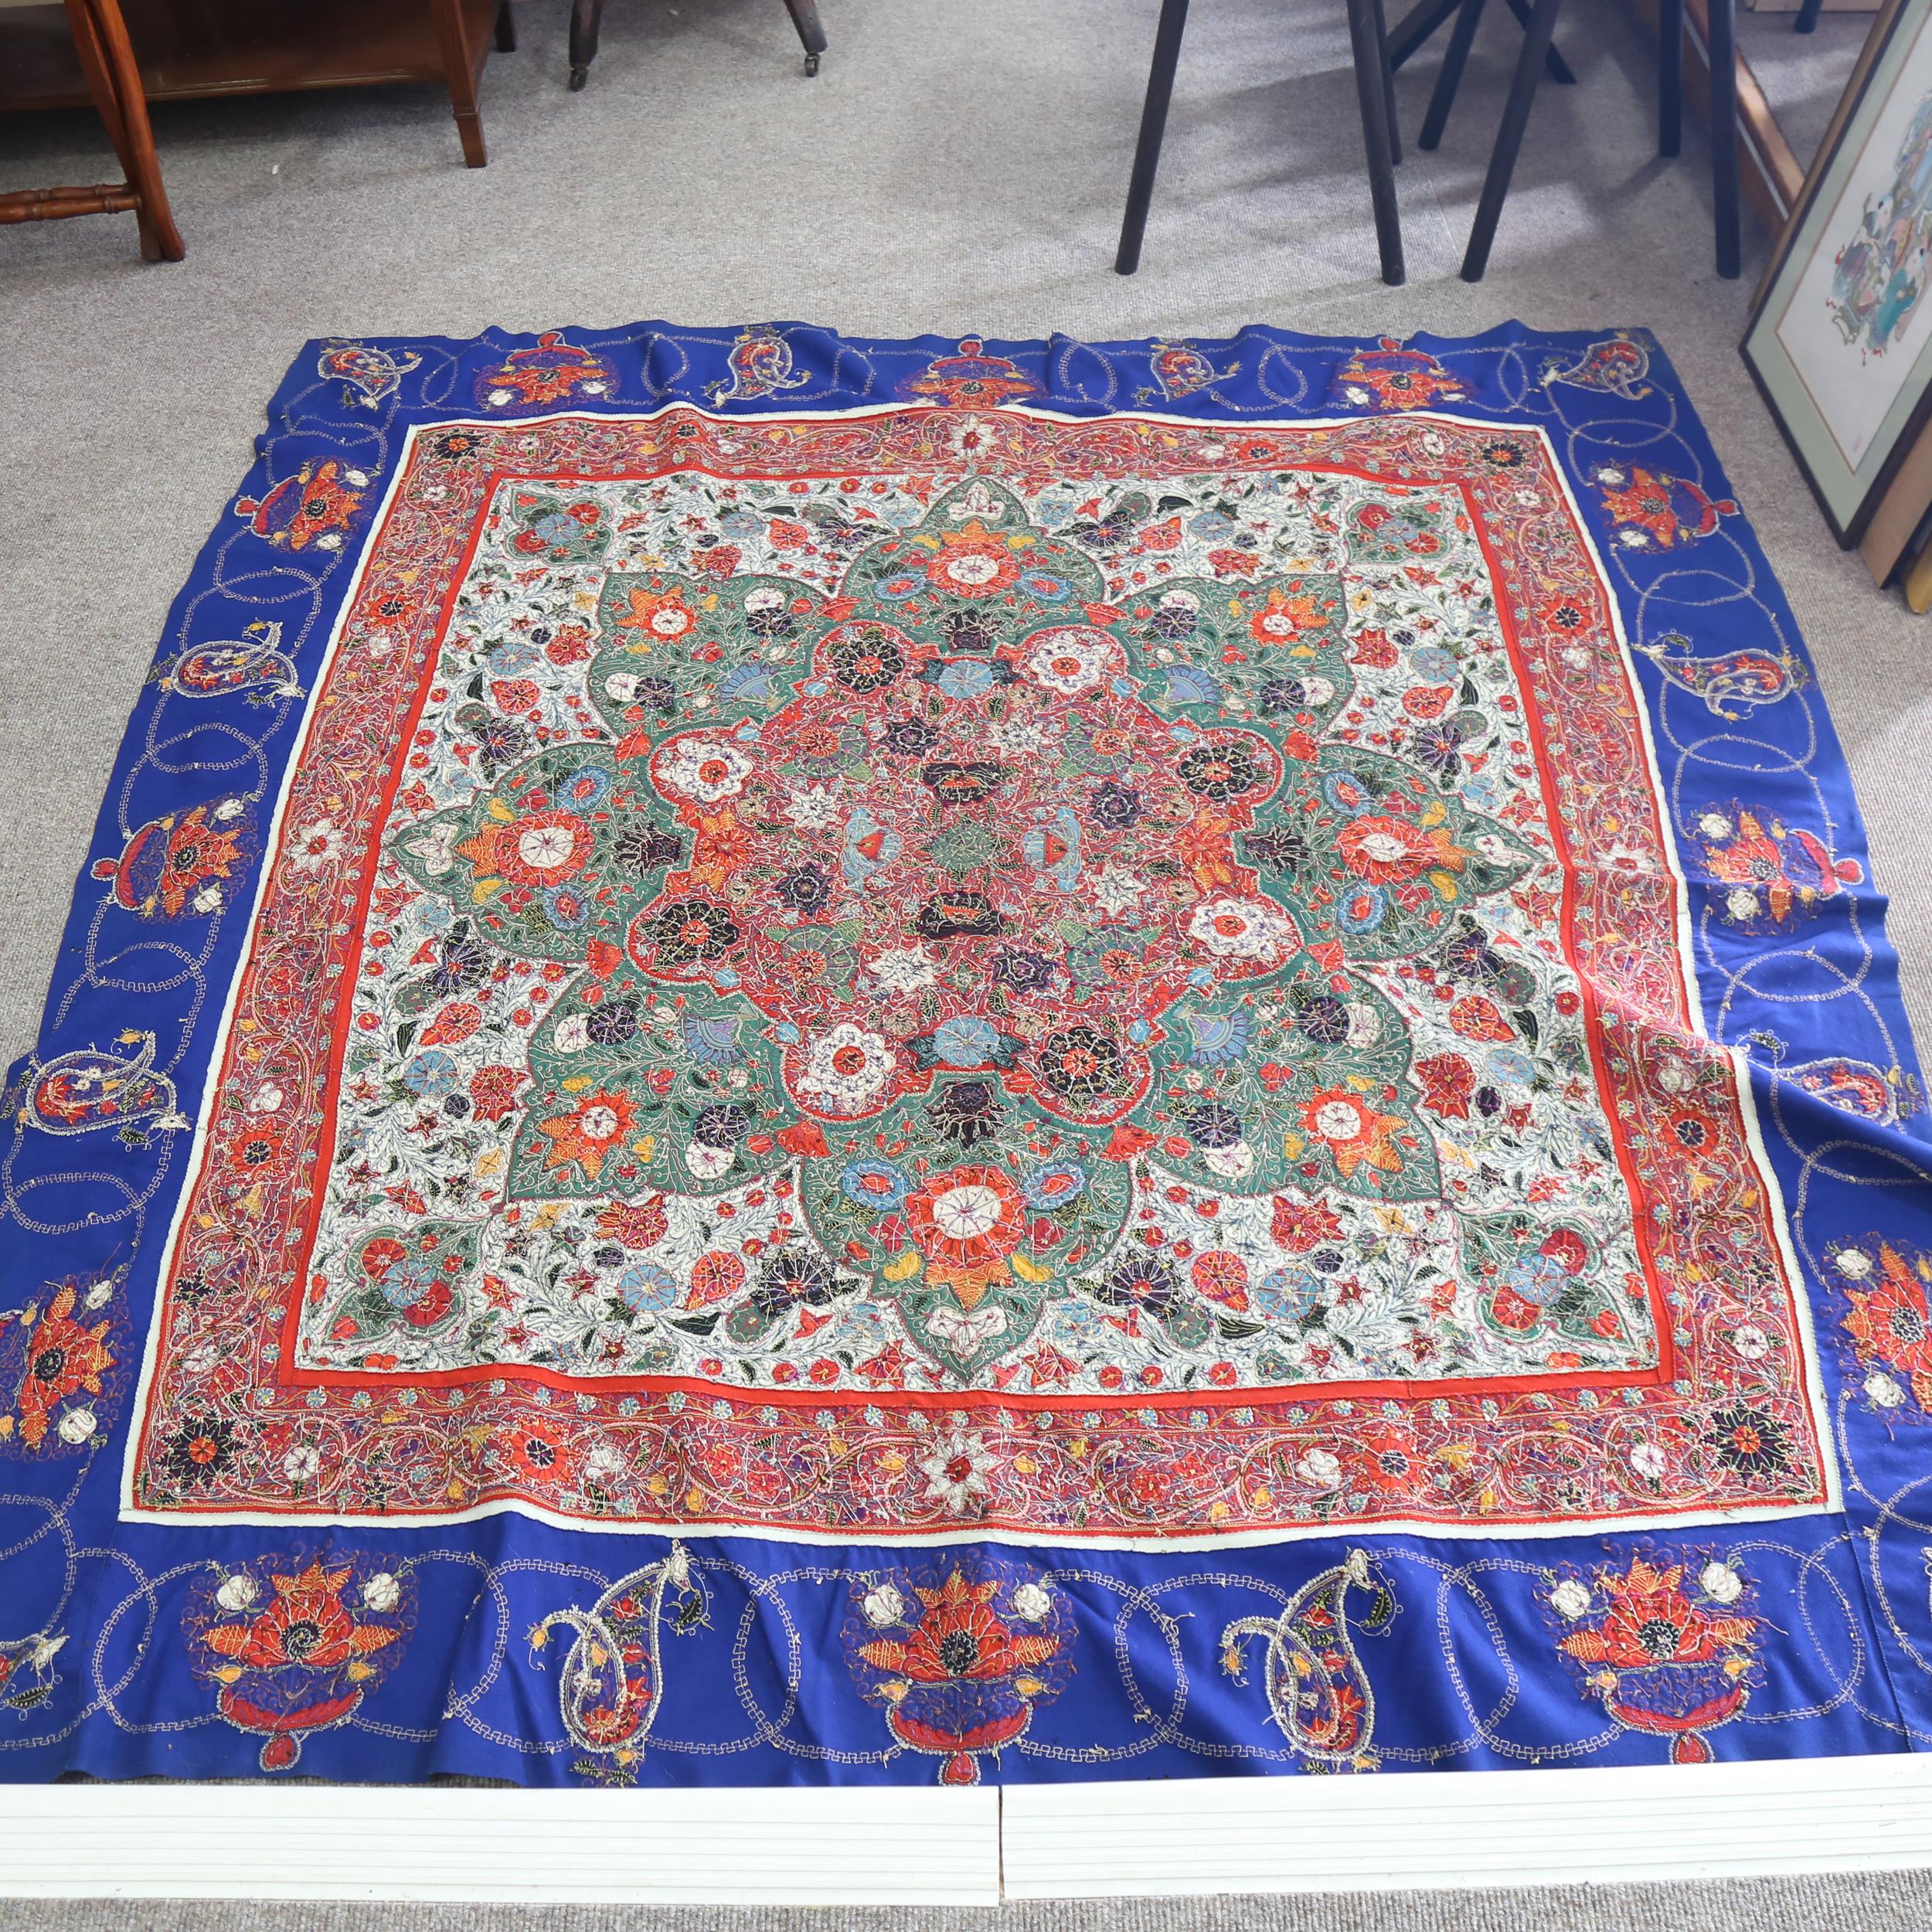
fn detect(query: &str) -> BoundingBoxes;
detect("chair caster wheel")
[568,65,588,89]
[803,51,819,74]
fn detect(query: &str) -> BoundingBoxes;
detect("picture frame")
[1743,0,1932,547]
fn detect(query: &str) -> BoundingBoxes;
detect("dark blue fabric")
[2,321,1927,1784]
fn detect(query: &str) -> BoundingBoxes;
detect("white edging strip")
[0,1786,1000,1903]
[1002,1755,1932,1897]
[4,1757,1932,1902]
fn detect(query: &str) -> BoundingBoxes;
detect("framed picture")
[1743,0,1932,546]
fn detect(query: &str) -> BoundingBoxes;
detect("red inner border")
[244,447,1685,1413]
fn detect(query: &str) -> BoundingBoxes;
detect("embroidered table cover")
[3,321,1928,1784]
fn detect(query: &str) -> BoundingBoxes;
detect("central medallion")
[628,595,1292,1132]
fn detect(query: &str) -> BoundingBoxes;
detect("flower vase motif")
[189,1556,415,1770]
[1549,1554,1758,1764]
[848,1565,1073,1784]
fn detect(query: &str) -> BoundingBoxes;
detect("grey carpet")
[5,1873,1932,1930]
[2,0,1930,1922]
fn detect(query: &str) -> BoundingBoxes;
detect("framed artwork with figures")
[1744,0,1932,545]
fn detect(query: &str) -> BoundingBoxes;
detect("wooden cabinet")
[0,0,509,165]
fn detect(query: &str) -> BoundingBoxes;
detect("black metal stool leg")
[1419,0,1485,151]
[1658,0,1682,155]
[1115,0,1189,275]
[1390,0,1570,83]
[1389,0,1465,67]
[1794,0,1823,29]
[1709,0,1740,277]
[1347,0,1406,285]
[1461,0,1562,281]
[781,0,826,74]
[1502,0,1575,81]
[568,0,601,88]
[1372,0,1403,164]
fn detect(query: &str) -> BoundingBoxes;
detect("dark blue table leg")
[1460,0,1563,281]
[1420,0,1487,151]
[1115,0,1190,275]
[1709,0,1740,277]
[1795,0,1824,30]
[1348,0,1406,284]
[1659,0,1682,154]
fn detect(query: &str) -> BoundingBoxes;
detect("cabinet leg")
[495,2,516,51]
[429,0,487,163]
[1709,0,1740,277]
[569,0,602,90]
[781,0,826,72]
[1659,0,1682,155]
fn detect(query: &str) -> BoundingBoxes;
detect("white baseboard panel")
[5,1757,1932,1903]
[1000,1754,1932,1898]
[0,1785,1002,1903]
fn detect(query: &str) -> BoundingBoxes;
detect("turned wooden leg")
[429,0,485,163]
[568,0,602,90]
[781,0,825,73]
[66,0,184,259]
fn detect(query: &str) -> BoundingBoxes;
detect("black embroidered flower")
[431,429,485,459]
[641,899,740,964]
[1297,995,1350,1046]
[992,948,1055,995]
[1094,1254,1184,1316]
[1179,740,1266,801]
[882,716,941,758]
[692,1101,753,1149]
[942,609,1002,655]
[830,624,905,692]
[1145,600,1199,641]
[423,928,489,999]
[1036,1026,1126,1104]
[1410,717,1470,779]
[736,1247,838,1333]
[1241,827,1311,874]
[586,999,639,1047]
[162,1414,237,1486]
[1702,1403,1790,1478]
[774,863,834,914]
[474,715,534,776]
[744,600,795,640]
[1088,779,1143,830]
[1184,1100,1244,1149]
[928,1078,1005,1147]
[614,824,684,875]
